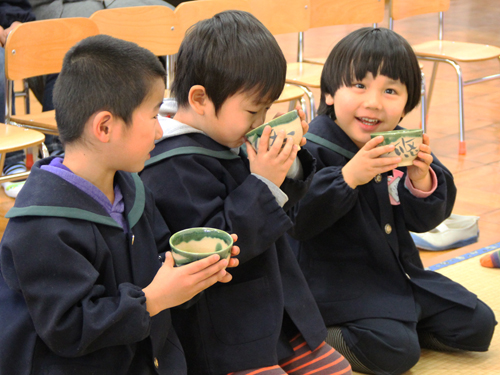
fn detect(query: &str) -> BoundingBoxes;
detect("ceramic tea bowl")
[169,227,233,266]
[370,129,423,167]
[245,110,303,151]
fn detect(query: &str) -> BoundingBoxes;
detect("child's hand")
[246,125,298,187]
[342,136,401,189]
[143,252,230,316]
[295,106,309,147]
[407,133,433,191]
[227,233,240,269]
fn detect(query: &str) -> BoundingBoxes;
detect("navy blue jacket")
[0,0,35,29]
[289,115,477,326]
[140,133,326,375]
[0,158,186,375]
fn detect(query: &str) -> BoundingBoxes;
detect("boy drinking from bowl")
[140,10,351,375]
[288,27,496,374]
[0,35,239,374]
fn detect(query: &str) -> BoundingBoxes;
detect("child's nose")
[364,91,383,110]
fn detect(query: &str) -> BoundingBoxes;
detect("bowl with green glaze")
[246,110,302,151]
[169,227,233,266]
[370,129,423,167]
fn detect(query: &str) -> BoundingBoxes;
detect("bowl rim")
[169,227,233,256]
[370,128,423,138]
[245,109,299,137]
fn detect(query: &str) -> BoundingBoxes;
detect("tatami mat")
[353,249,500,375]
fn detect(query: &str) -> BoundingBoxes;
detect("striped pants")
[228,334,352,375]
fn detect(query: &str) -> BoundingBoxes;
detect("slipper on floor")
[411,214,479,251]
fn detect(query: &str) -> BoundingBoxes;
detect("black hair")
[171,10,286,114]
[318,27,421,119]
[53,34,166,145]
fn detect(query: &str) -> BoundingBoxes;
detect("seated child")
[288,27,497,375]
[0,35,238,375]
[140,10,352,375]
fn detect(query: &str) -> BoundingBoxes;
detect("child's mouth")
[356,117,381,128]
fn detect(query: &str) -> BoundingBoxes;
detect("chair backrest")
[310,0,385,29]
[90,6,181,57]
[175,0,252,38]
[390,0,450,21]
[4,17,99,81]
[250,0,310,35]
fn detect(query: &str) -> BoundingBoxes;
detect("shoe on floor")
[2,180,26,198]
[411,214,480,251]
[2,162,27,199]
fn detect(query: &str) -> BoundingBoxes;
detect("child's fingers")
[230,233,238,243]
[163,251,175,267]
[295,106,306,121]
[267,129,287,155]
[364,135,385,150]
[183,254,221,275]
[257,126,272,153]
[245,140,257,158]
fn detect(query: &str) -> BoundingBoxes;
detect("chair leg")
[445,60,466,155]
[420,70,426,133]
[425,62,439,120]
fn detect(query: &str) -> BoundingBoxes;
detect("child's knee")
[455,300,497,351]
[341,322,420,375]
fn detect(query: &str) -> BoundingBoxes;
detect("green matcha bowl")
[169,227,233,266]
[246,110,303,151]
[370,129,423,167]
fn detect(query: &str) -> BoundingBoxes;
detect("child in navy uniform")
[140,10,352,375]
[288,27,496,375]
[0,35,238,375]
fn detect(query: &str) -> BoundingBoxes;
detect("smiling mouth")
[356,117,381,127]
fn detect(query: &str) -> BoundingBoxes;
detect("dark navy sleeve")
[289,141,359,240]
[0,0,35,29]
[141,154,293,265]
[0,217,152,357]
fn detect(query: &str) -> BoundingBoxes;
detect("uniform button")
[374,174,382,183]
[154,357,159,368]
[384,224,392,234]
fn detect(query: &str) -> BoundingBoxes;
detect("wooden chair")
[251,0,385,119]
[0,123,47,184]
[4,17,100,135]
[249,0,317,119]
[90,5,181,91]
[389,0,500,155]
[174,0,311,119]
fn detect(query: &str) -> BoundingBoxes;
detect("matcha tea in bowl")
[371,129,423,167]
[245,110,303,151]
[169,227,233,266]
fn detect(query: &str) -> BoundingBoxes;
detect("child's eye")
[248,111,258,115]
[353,83,365,89]
[385,88,397,95]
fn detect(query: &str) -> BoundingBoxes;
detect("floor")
[2,0,500,269]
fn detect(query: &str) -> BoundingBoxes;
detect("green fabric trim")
[305,133,355,159]
[145,146,240,167]
[128,173,145,229]
[6,206,122,228]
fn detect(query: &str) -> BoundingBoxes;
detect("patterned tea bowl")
[245,110,303,151]
[169,227,233,266]
[370,129,423,167]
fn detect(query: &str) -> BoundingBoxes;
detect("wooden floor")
[2,0,500,268]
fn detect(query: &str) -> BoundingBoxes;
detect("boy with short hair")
[0,34,237,374]
[140,10,352,375]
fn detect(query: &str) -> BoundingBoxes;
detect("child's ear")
[91,111,115,143]
[188,85,208,115]
[325,94,334,106]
